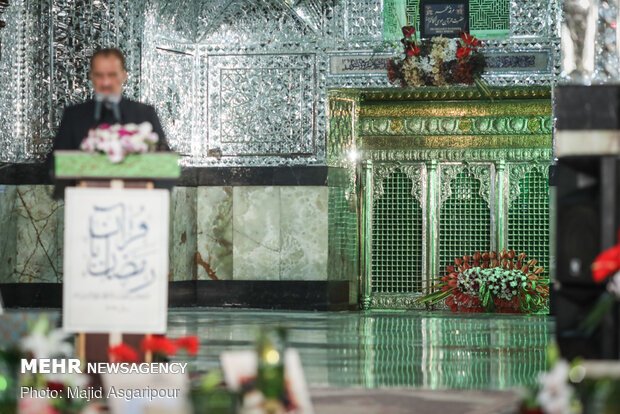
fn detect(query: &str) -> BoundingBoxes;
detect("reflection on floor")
[167,308,553,390]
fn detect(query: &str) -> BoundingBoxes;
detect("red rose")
[401,26,416,38]
[176,336,200,356]
[109,343,139,363]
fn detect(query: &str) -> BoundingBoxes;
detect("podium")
[54,151,180,364]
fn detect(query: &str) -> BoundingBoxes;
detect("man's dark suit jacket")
[53,97,169,151]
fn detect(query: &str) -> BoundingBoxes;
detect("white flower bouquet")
[80,122,159,163]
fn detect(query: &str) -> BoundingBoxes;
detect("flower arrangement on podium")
[418,250,549,313]
[387,26,490,95]
[80,122,159,163]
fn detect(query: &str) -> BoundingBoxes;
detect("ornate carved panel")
[207,53,318,158]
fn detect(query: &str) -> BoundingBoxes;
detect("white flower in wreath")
[606,271,620,297]
[537,360,574,414]
[22,324,73,359]
[447,38,459,59]
[417,56,432,75]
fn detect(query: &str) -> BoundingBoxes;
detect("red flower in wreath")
[460,32,481,48]
[592,229,620,282]
[141,335,178,356]
[176,336,200,356]
[406,44,420,57]
[109,343,139,363]
[401,26,416,39]
[456,46,471,59]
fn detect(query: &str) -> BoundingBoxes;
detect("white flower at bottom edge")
[79,403,104,414]
[241,390,266,414]
[606,271,620,298]
[22,328,73,359]
[18,396,58,414]
[537,360,574,414]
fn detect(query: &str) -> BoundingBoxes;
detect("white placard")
[220,349,314,414]
[63,187,169,334]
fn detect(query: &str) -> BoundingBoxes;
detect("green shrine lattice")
[372,170,424,293]
[508,169,550,277]
[439,170,491,271]
[383,0,510,40]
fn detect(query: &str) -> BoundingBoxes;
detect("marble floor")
[167,308,553,391]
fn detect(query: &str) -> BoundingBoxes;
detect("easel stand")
[55,151,180,368]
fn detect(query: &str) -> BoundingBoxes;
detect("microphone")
[94,92,104,123]
[94,92,121,123]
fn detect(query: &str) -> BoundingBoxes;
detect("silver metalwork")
[561,0,599,83]
[0,1,8,30]
[593,0,619,83]
[0,0,562,164]
[0,0,144,163]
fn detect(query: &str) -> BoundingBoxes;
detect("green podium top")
[54,151,181,180]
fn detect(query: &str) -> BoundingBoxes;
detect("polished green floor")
[167,309,552,390]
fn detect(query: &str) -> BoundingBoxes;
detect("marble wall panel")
[232,186,281,280]
[232,186,330,281]
[13,185,62,283]
[280,187,328,281]
[0,185,18,282]
[197,186,233,280]
[169,187,197,281]
[1,184,340,286]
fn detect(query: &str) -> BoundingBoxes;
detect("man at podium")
[53,48,168,151]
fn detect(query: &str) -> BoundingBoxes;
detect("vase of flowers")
[387,26,491,97]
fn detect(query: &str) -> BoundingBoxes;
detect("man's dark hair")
[90,48,127,71]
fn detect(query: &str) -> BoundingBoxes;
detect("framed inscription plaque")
[420,0,469,38]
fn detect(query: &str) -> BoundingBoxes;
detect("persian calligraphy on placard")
[421,0,469,37]
[63,188,169,334]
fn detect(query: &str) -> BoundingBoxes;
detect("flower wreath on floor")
[418,250,549,313]
[387,26,492,97]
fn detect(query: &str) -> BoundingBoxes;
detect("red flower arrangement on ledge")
[108,335,199,363]
[418,250,549,314]
[387,26,489,92]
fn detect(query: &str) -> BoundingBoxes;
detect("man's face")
[90,55,127,97]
